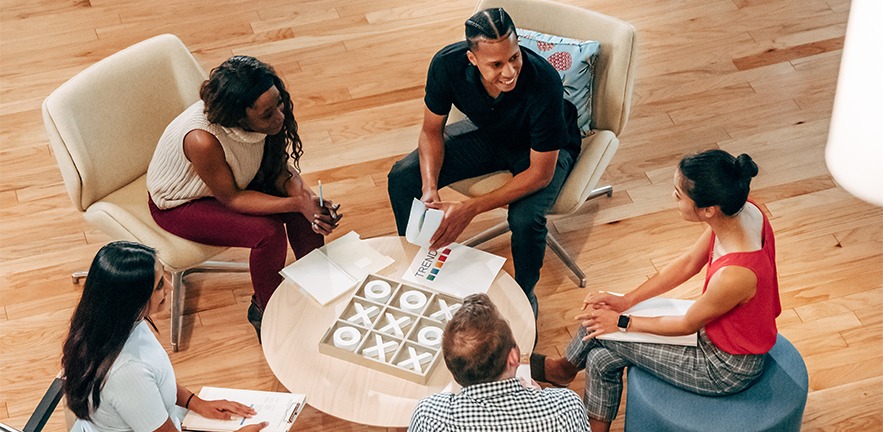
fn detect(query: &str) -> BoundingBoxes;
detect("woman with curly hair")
[147,56,342,339]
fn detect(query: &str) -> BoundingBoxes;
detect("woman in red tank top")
[531,149,781,432]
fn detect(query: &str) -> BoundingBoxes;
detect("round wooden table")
[262,236,536,428]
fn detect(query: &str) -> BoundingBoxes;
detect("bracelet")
[185,392,195,409]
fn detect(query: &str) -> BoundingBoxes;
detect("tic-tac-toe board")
[318,274,463,384]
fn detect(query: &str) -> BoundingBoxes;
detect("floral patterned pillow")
[518,29,601,136]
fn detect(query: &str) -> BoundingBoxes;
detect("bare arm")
[183,130,308,216]
[620,227,714,309]
[629,265,757,336]
[578,227,757,338]
[417,106,447,203]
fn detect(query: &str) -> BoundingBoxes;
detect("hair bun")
[735,154,758,179]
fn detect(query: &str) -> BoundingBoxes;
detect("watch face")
[617,314,630,329]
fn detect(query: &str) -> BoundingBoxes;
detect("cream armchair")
[42,34,248,351]
[449,0,638,287]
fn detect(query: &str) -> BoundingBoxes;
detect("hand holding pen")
[311,180,343,235]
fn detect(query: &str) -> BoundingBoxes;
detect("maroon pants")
[149,197,323,308]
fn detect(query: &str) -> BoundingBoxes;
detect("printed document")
[402,243,505,297]
[181,387,305,432]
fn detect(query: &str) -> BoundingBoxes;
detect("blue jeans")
[387,122,575,317]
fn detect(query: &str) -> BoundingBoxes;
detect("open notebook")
[181,387,305,432]
[280,231,394,306]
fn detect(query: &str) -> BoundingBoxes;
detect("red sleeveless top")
[702,201,781,355]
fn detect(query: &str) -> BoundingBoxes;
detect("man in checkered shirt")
[408,293,589,431]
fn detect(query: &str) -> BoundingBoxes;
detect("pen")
[240,404,254,425]
[318,180,324,207]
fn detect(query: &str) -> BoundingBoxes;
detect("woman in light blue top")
[62,241,267,432]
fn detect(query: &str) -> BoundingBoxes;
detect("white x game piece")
[362,334,398,362]
[430,299,462,322]
[379,313,411,337]
[396,347,433,373]
[347,303,379,326]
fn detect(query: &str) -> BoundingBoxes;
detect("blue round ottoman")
[624,334,808,432]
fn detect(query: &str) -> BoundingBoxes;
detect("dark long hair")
[200,55,303,196]
[679,149,759,216]
[61,241,158,420]
[465,7,517,51]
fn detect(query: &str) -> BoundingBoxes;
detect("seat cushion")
[84,175,229,270]
[518,29,601,136]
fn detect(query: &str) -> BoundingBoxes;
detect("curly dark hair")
[199,55,303,195]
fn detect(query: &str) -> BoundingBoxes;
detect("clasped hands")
[576,291,630,341]
[309,197,343,236]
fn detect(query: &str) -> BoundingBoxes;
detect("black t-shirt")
[424,41,581,155]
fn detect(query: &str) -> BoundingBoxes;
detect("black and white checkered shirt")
[408,378,589,431]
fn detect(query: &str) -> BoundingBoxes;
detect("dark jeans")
[387,123,575,317]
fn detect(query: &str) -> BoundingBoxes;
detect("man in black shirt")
[388,8,581,317]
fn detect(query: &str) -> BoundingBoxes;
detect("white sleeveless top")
[147,101,267,210]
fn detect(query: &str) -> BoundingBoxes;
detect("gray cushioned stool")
[624,334,808,432]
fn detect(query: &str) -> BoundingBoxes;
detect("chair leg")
[462,221,511,247]
[545,232,587,288]
[170,261,248,352]
[170,270,186,352]
[586,185,613,201]
[185,261,249,274]
[71,271,88,284]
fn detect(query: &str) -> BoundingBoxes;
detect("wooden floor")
[2,0,881,430]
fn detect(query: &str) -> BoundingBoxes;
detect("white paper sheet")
[182,387,305,432]
[404,198,445,247]
[597,297,698,346]
[401,243,506,298]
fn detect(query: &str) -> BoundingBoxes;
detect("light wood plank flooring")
[1,0,880,430]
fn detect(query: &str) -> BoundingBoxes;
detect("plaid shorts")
[565,327,765,422]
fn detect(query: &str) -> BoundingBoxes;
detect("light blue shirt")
[73,321,183,432]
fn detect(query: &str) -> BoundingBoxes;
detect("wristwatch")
[617,314,631,333]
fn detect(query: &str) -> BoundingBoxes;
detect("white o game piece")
[399,290,427,314]
[417,325,443,347]
[364,280,392,303]
[332,326,361,351]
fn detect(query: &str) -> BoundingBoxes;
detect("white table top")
[262,236,536,428]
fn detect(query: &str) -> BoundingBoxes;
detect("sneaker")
[247,298,263,344]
